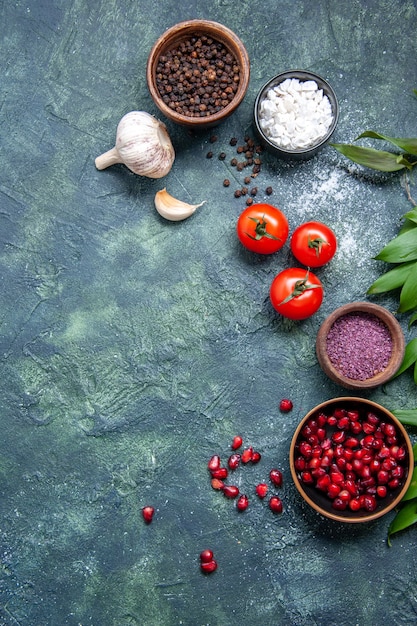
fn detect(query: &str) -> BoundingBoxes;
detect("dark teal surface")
[1,1,417,625]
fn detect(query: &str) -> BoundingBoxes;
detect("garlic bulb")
[95,111,175,179]
[154,188,205,221]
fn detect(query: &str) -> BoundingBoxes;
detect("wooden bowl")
[146,20,250,128]
[290,397,413,523]
[316,302,405,390]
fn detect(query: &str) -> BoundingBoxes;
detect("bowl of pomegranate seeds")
[290,397,413,523]
[316,302,405,390]
[146,20,250,128]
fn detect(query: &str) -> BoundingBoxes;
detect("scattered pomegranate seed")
[210,467,228,480]
[228,453,241,470]
[251,451,262,464]
[208,455,221,472]
[211,478,225,490]
[200,549,214,563]
[200,559,218,574]
[142,506,155,524]
[236,494,249,511]
[231,435,243,450]
[279,398,293,412]
[223,485,239,498]
[255,483,268,498]
[269,496,283,513]
[269,469,283,487]
[241,447,253,464]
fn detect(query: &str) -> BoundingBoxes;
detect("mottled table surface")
[2,1,417,625]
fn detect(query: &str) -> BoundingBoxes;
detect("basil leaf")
[374,229,417,263]
[392,338,417,378]
[392,408,417,426]
[367,262,414,294]
[331,143,408,171]
[399,261,417,312]
[388,499,417,544]
[356,131,417,156]
[401,467,417,502]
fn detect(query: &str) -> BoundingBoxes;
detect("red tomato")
[290,221,337,267]
[270,268,323,320]
[236,204,289,254]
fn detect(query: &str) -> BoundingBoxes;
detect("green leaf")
[392,408,417,426]
[392,337,417,378]
[399,261,417,312]
[409,311,417,327]
[356,131,417,156]
[403,208,417,225]
[331,143,409,171]
[374,229,417,263]
[367,262,414,294]
[388,498,417,544]
[402,467,417,502]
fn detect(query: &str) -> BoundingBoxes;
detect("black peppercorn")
[234,189,242,198]
[223,179,230,187]
[218,152,226,160]
[266,186,273,195]
[230,158,238,166]
[230,137,238,146]
[250,187,258,196]
[246,197,253,206]
[206,151,213,158]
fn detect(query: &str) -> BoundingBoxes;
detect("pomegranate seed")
[211,467,228,480]
[316,475,331,491]
[201,560,217,574]
[298,442,312,458]
[269,469,283,487]
[142,506,155,524]
[388,478,400,490]
[301,471,314,484]
[344,436,358,449]
[327,483,341,499]
[241,447,253,464]
[333,408,347,419]
[279,398,293,412]
[317,412,327,427]
[251,451,262,464]
[327,415,337,427]
[362,422,375,435]
[256,483,268,498]
[347,410,360,421]
[349,497,362,511]
[332,431,345,444]
[337,416,350,430]
[231,435,243,450]
[208,455,221,472]
[228,454,241,470]
[376,485,387,498]
[391,465,404,479]
[269,496,283,513]
[350,421,363,435]
[338,489,351,503]
[236,494,249,511]
[294,456,306,471]
[363,494,377,511]
[332,497,347,511]
[381,458,397,471]
[367,412,380,426]
[211,478,225,490]
[383,423,396,438]
[223,485,239,499]
[200,549,214,563]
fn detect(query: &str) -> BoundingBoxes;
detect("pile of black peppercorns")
[155,36,240,118]
[206,134,273,205]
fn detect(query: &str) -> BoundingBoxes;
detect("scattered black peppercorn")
[223,179,230,187]
[246,197,253,206]
[218,152,226,160]
[266,186,273,195]
[210,135,218,143]
[250,187,258,196]
[230,137,238,146]
[234,190,242,198]
[206,151,213,158]
[244,176,251,184]
[241,186,248,196]
[230,158,238,166]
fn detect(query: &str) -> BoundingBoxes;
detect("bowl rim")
[289,396,414,523]
[146,19,250,127]
[316,301,405,390]
[253,69,339,155]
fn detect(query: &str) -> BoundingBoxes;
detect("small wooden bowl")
[316,302,405,390]
[146,20,250,128]
[290,397,413,523]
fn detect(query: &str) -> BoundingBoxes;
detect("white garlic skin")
[95,111,175,179]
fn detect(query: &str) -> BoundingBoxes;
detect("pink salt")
[326,312,393,380]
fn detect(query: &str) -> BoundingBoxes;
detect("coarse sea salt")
[258,78,334,150]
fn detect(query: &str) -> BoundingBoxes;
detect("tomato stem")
[308,236,328,257]
[245,215,280,241]
[278,271,321,305]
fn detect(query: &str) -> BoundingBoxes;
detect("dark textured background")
[1,1,417,624]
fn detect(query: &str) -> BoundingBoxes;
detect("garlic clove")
[95,111,175,179]
[154,188,205,221]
